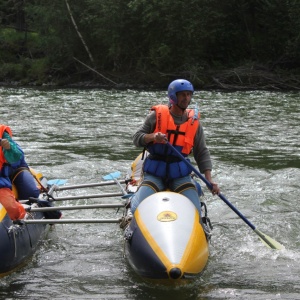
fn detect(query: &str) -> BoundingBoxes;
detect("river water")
[0,87,299,300]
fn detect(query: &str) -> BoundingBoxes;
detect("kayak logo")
[157,211,177,222]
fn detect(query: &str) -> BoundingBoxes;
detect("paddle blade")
[254,229,285,250]
[47,179,68,186]
[103,171,121,180]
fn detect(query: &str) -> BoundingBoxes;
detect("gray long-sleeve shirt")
[133,110,212,173]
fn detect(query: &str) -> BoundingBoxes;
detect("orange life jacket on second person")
[143,105,200,179]
[0,125,14,189]
[0,125,30,193]
[0,125,13,170]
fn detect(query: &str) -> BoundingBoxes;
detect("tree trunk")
[65,0,95,66]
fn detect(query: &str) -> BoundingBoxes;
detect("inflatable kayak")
[123,190,211,280]
[0,170,61,277]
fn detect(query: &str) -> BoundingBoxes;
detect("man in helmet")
[130,79,219,214]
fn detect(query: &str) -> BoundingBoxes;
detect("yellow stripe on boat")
[0,204,7,222]
[177,211,209,273]
[135,209,172,267]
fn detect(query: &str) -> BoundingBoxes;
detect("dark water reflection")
[0,87,299,299]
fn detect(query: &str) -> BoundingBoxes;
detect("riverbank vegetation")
[1,0,300,90]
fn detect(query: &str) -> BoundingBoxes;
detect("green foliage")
[0,0,299,85]
[0,28,26,63]
[0,63,24,81]
[24,57,50,83]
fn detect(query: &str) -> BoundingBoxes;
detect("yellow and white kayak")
[124,191,209,280]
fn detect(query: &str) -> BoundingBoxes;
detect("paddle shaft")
[166,142,256,230]
[113,178,127,196]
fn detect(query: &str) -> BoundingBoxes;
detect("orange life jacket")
[152,105,200,155]
[144,105,200,179]
[0,125,13,170]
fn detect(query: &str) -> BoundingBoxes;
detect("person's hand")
[210,182,220,195]
[204,170,220,195]
[154,132,168,143]
[0,139,10,150]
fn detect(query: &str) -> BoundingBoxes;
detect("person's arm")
[193,125,220,195]
[133,111,157,147]
[1,132,24,164]
[193,124,212,173]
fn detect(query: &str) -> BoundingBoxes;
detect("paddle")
[166,142,284,250]
[102,171,121,181]
[102,171,128,197]
[102,171,133,227]
[47,179,68,186]
[50,172,126,191]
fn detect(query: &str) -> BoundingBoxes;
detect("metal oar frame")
[22,178,129,225]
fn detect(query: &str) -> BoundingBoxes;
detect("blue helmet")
[168,79,194,105]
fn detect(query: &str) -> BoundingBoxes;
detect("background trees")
[0,0,299,88]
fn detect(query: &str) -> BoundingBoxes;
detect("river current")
[0,87,299,300]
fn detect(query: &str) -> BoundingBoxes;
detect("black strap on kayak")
[140,180,160,193]
[174,182,196,194]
